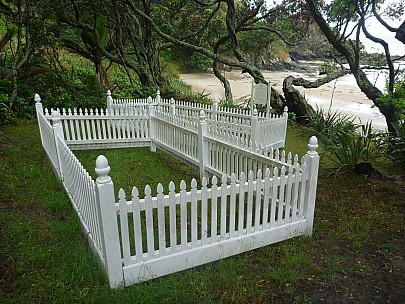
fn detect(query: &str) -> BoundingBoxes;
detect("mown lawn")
[0,121,404,303]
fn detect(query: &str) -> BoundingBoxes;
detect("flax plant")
[382,122,405,166]
[306,107,357,144]
[323,122,383,175]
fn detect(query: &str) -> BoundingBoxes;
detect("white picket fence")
[35,92,319,288]
[108,90,288,149]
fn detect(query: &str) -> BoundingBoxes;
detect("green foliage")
[326,0,359,23]
[323,122,383,173]
[161,77,213,105]
[363,52,386,67]
[0,94,15,126]
[377,72,405,121]
[382,122,405,166]
[306,107,357,143]
[319,61,337,74]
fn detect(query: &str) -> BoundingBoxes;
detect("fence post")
[304,136,319,236]
[35,94,44,145]
[282,106,289,147]
[94,155,124,288]
[35,93,43,115]
[52,110,65,180]
[198,110,208,179]
[106,90,112,112]
[212,97,218,132]
[251,109,258,147]
[156,90,161,104]
[148,96,156,152]
[170,98,176,115]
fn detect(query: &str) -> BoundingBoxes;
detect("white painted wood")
[168,182,177,253]
[191,179,198,248]
[131,187,143,263]
[180,180,187,250]
[211,176,218,243]
[94,155,124,288]
[144,185,155,259]
[157,183,166,257]
[119,189,131,266]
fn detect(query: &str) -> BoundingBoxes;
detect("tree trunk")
[212,61,233,104]
[282,76,315,123]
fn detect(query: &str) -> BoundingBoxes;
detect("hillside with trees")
[0,0,404,131]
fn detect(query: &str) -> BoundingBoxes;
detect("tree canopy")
[0,0,404,131]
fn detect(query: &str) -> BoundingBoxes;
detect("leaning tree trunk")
[282,76,315,124]
[213,60,233,104]
[281,69,352,123]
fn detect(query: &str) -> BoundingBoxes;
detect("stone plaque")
[253,83,268,105]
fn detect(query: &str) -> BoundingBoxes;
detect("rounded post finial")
[214,97,219,105]
[95,155,112,184]
[107,90,111,97]
[253,109,258,117]
[147,96,153,104]
[51,110,61,124]
[170,98,175,105]
[199,110,206,122]
[307,136,318,155]
[284,106,288,112]
[34,94,41,104]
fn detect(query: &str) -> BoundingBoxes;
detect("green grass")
[1,120,404,303]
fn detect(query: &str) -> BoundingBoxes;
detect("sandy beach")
[180,69,388,130]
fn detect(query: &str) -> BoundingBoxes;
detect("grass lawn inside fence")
[1,121,404,303]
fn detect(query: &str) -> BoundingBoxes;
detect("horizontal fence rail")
[35,92,319,289]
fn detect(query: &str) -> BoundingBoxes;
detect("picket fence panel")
[108,90,287,149]
[153,109,199,166]
[44,107,150,150]
[205,132,299,179]
[37,110,60,175]
[55,134,105,262]
[115,166,309,284]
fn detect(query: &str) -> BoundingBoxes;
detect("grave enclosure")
[35,91,319,288]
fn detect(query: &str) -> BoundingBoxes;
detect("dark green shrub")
[382,122,405,166]
[323,122,383,174]
[306,107,357,143]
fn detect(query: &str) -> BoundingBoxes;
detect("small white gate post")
[198,110,208,179]
[251,109,258,146]
[148,96,156,152]
[169,98,176,115]
[211,98,219,132]
[94,155,124,288]
[156,90,161,104]
[52,111,65,180]
[106,90,112,112]
[304,136,319,236]
[282,106,289,146]
[35,94,44,145]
